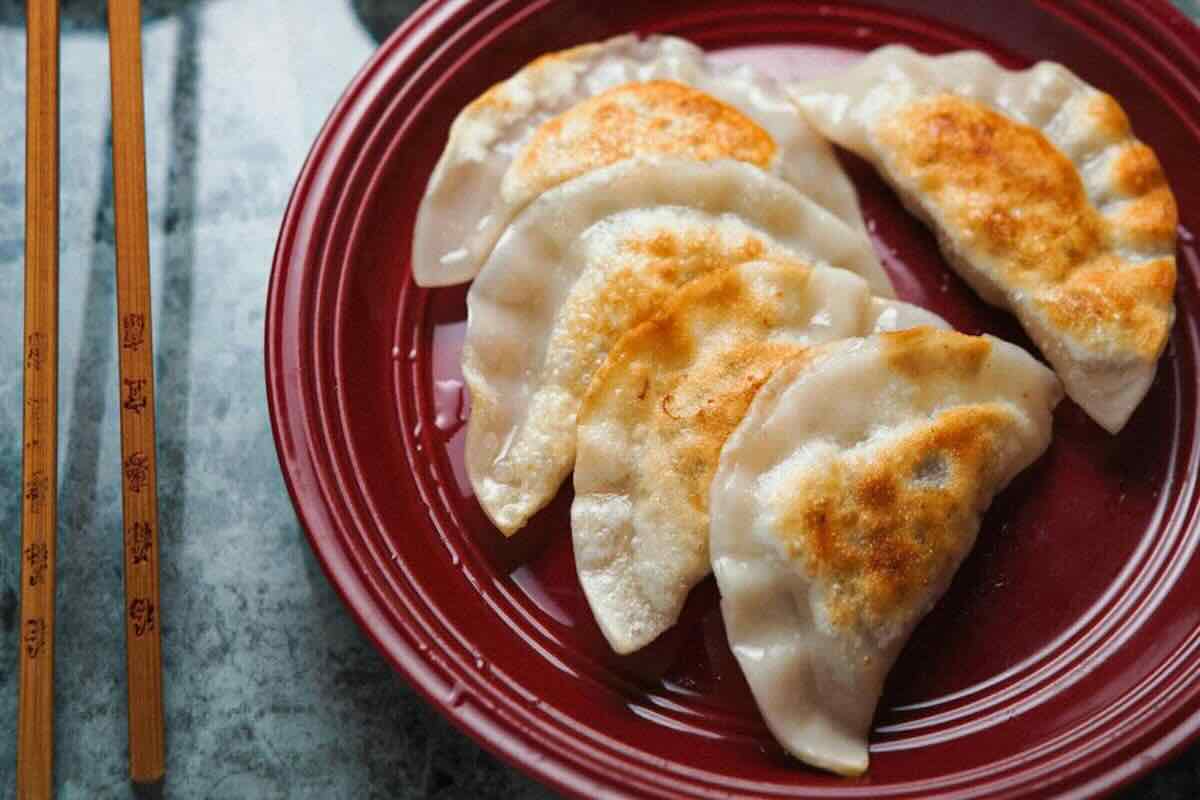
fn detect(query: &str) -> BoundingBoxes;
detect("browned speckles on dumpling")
[792,46,1177,432]
[508,80,777,199]
[412,34,863,287]
[570,262,943,655]
[710,329,1062,776]
[462,158,894,537]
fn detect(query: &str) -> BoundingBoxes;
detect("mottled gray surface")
[0,2,553,798]
[1177,0,1200,20]
[0,1,1197,798]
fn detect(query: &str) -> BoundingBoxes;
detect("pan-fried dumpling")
[710,328,1062,775]
[413,33,864,286]
[570,261,944,654]
[464,157,895,536]
[791,46,1176,433]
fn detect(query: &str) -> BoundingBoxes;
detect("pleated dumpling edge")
[789,45,1176,433]
[463,156,896,537]
[413,33,865,287]
[571,262,943,655]
[710,328,1063,775]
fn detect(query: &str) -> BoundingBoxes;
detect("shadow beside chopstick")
[155,4,200,599]
[59,125,116,561]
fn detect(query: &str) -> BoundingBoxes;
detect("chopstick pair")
[18,1,165,796]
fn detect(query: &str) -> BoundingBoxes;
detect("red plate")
[266,1,1200,797]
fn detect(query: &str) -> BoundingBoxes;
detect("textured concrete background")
[0,1,1197,797]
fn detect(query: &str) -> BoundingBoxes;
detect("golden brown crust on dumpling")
[557,226,769,368]
[1114,142,1165,196]
[663,339,800,510]
[775,401,1021,634]
[878,95,1104,282]
[883,327,992,382]
[877,93,1175,360]
[1085,92,1132,143]
[1034,256,1175,356]
[513,80,776,196]
[1112,143,1178,249]
[469,42,602,114]
[580,261,813,515]
[1115,189,1179,251]
[790,45,1176,431]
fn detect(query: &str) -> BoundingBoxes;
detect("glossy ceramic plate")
[266,1,1200,797]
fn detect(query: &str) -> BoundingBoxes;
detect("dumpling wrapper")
[413,33,864,286]
[710,328,1062,776]
[570,260,944,655]
[464,157,895,536]
[791,45,1176,433]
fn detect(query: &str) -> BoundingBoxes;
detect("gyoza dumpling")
[464,157,895,536]
[413,34,864,286]
[709,328,1062,775]
[570,260,943,654]
[791,46,1176,433]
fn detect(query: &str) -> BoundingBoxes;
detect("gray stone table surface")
[0,1,1198,798]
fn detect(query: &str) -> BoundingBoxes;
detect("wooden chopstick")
[107,0,166,783]
[18,2,60,797]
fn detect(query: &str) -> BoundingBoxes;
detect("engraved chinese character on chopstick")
[129,522,153,566]
[25,543,48,587]
[123,452,150,493]
[25,332,45,370]
[123,378,148,414]
[122,312,146,350]
[23,618,46,659]
[129,599,156,637]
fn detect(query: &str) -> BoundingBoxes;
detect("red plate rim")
[266,1,1200,797]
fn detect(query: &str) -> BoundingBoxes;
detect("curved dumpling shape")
[413,33,864,287]
[791,45,1177,433]
[570,260,944,655]
[464,157,896,536]
[710,328,1062,776]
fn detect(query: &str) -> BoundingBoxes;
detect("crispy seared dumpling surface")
[570,262,943,654]
[791,45,1176,432]
[413,34,863,286]
[462,157,893,536]
[710,328,1062,775]
[507,80,777,206]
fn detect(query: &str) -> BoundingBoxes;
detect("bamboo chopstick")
[18,2,60,797]
[106,0,166,783]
